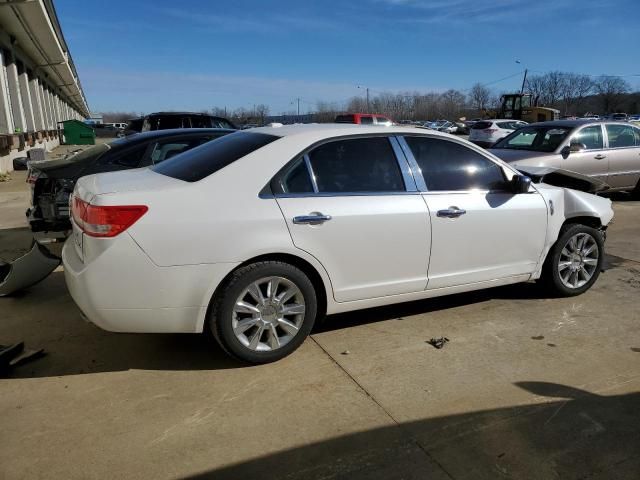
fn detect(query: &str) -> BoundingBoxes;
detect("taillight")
[71,196,147,238]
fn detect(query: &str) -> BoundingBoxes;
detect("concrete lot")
[0,156,639,479]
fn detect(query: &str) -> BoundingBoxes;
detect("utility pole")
[366,88,370,113]
[520,69,528,95]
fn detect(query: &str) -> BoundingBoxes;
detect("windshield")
[492,126,572,152]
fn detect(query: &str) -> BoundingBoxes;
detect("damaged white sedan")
[63,124,614,363]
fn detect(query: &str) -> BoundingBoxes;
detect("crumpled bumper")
[0,240,60,296]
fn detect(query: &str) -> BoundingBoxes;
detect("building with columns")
[0,0,89,173]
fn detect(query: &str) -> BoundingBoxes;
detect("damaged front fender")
[0,241,60,296]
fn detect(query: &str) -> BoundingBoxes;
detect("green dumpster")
[58,120,95,145]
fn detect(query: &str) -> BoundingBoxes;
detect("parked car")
[429,120,458,134]
[469,119,528,148]
[124,117,143,136]
[141,112,236,131]
[489,120,640,195]
[27,128,234,234]
[609,113,628,121]
[63,124,613,363]
[334,113,393,125]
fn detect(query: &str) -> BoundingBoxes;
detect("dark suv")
[141,112,236,131]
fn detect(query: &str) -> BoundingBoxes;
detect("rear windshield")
[152,131,279,182]
[335,115,355,123]
[472,121,493,129]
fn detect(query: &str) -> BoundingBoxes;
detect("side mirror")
[512,174,532,194]
[570,141,587,152]
[560,145,571,158]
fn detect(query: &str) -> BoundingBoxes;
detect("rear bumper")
[62,234,238,333]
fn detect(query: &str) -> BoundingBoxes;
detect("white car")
[63,124,613,363]
[469,119,528,148]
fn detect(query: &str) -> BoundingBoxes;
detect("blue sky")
[57,0,640,115]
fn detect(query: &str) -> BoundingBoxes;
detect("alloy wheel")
[557,232,599,289]
[232,276,305,351]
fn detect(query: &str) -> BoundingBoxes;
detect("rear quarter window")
[152,131,279,182]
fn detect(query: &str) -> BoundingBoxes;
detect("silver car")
[489,120,640,195]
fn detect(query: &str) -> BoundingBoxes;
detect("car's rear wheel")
[208,261,317,363]
[541,224,604,297]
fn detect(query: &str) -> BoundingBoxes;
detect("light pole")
[291,98,301,118]
[515,60,528,94]
[357,85,370,113]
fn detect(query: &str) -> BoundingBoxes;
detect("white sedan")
[63,124,613,363]
[469,119,528,148]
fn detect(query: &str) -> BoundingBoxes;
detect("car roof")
[146,112,228,118]
[114,128,235,144]
[526,120,635,128]
[248,123,457,139]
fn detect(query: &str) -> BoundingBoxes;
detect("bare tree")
[255,104,270,125]
[594,76,630,113]
[468,83,491,113]
[559,73,593,115]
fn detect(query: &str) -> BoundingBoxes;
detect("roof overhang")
[0,0,89,116]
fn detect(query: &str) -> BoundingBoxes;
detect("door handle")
[594,154,606,160]
[293,213,332,224]
[437,206,466,218]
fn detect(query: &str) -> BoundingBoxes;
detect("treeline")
[99,72,638,125]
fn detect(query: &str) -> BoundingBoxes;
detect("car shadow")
[176,381,640,479]
[2,254,626,379]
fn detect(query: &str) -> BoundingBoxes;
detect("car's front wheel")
[541,224,604,297]
[208,261,317,363]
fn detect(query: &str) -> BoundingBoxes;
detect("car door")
[563,124,608,182]
[399,135,548,290]
[603,123,640,189]
[273,135,431,302]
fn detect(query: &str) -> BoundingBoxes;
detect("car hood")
[518,166,609,194]
[488,148,558,163]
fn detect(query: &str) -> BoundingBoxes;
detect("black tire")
[208,261,317,364]
[540,224,604,297]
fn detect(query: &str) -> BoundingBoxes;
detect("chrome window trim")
[395,136,428,191]
[389,136,418,192]
[266,191,423,199]
[303,154,319,193]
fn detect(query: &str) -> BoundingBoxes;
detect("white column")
[5,54,27,132]
[0,49,14,133]
[17,63,35,131]
[28,73,45,131]
[39,83,52,129]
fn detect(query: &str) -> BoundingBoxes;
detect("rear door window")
[152,131,279,182]
[359,116,374,125]
[606,124,638,148]
[404,136,507,191]
[307,137,404,193]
